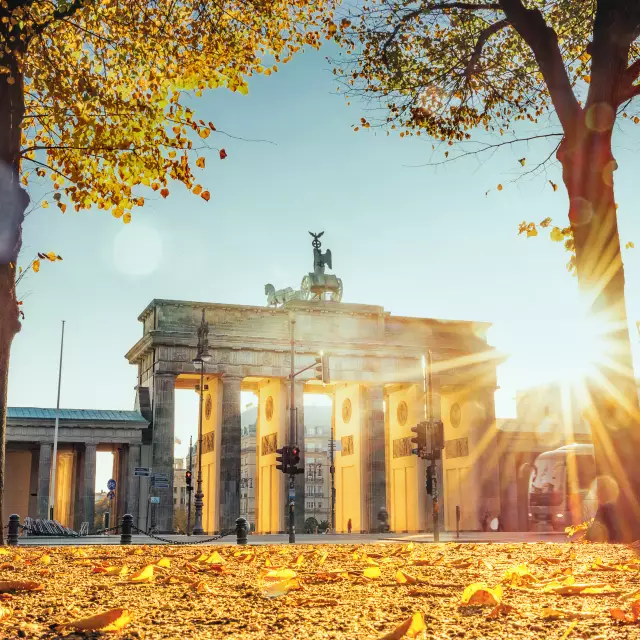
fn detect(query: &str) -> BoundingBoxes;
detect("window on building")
[249,479,253,488]
[306,502,314,510]
[173,498,177,505]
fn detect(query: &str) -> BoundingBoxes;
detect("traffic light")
[432,420,445,452]
[289,446,304,474]
[426,465,434,495]
[185,470,193,491]
[411,421,427,457]
[314,353,330,384]
[276,446,289,474]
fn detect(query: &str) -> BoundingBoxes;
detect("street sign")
[152,472,169,489]
[134,467,151,477]
[150,497,160,504]
[107,479,116,491]
[107,491,116,500]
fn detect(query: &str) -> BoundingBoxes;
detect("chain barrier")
[131,525,233,545]
[92,525,122,536]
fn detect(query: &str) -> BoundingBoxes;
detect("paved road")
[13,530,567,547]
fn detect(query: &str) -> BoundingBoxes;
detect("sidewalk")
[15,530,567,546]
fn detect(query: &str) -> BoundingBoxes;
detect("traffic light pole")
[187,435,193,536]
[289,319,297,544]
[427,351,440,543]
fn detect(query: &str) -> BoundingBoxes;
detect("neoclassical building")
[125,298,501,534]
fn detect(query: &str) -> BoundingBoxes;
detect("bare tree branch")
[498,0,582,136]
[465,19,508,80]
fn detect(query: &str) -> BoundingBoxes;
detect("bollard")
[7,514,20,546]
[120,513,133,545]
[235,517,248,545]
[456,505,460,539]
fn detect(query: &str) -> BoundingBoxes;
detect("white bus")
[528,443,597,531]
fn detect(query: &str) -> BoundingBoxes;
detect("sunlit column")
[83,444,97,532]
[218,375,242,532]
[37,443,52,519]
[364,385,386,532]
[151,372,176,532]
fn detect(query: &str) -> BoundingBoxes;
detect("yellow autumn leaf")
[104,566,128,576]
[196,157,205,168]
[60,608,131,632]
[460,582,502,606]
[205,551,224,565]
[262,568,296,581]
[128,565,154,583]
[549,180,558,192]
[502,564,536,586]
[32,259,40,273]
[39,555,51,565]
[497,183,503,191]
[262,578,301,598]
[378,612,427,640]
[41,201,49,208]
[626,241,634,249]
[527,226,538,237]
[363,566,381,579]
[123,213,131,224]
[396,570,417,585]
[518,158,526,166]
[0,606,11,622]
[550,227,564,242]
[155,557,171,568]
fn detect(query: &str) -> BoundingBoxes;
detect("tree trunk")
[0,51,28,543]
[559,125,640,542]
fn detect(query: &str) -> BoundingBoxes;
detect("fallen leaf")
[60,608,131,632]
[128,565,154,583]
[0,581,43,592]
[396,570,418,585]
[205,551,224,565]
[609,600,640,622]
[262,578,301,598]
[460,583,502,606]
[105,566,128,576]
[503,564,537,586]
[262,568,296,581]
[363,566,381,579]
[0,606,11,621]
[378,612,427,640]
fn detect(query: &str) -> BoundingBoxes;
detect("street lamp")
[192,308,212,535]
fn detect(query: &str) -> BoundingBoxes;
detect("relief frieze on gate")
[392,437,413,459]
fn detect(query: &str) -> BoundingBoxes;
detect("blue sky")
[8,43,640,490]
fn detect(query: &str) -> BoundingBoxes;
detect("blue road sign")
[107,479,116,491]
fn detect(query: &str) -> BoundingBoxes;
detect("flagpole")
[48,320,65,520]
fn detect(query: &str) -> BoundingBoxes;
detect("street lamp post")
[192,309,212,536]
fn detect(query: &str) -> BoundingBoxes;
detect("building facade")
[4,408,148,531]
[126,298,499,534]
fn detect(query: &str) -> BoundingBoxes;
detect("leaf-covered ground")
[1,542,640,638]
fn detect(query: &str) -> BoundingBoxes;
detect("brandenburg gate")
[125,234,502,534]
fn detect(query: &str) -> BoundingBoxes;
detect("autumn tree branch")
[464,19,508,80]
[382,1,503,61]
[498,0,582,136]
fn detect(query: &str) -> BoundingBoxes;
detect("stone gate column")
[364,385,386,532]
[293,380,306,533]
[218,375,242,532]
[83,444,97,532]
[151,372,176,532]
[125,444,141,524]
[37,443,52,519]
